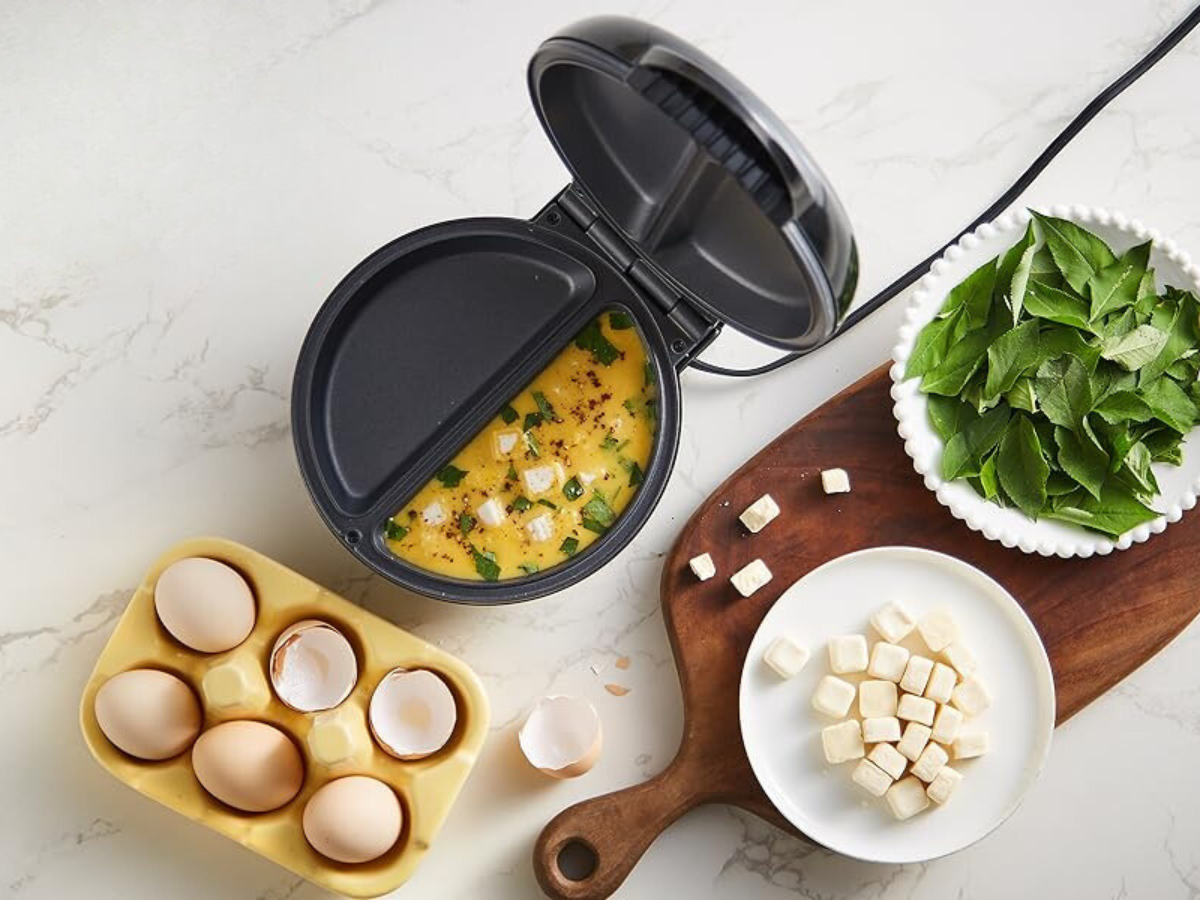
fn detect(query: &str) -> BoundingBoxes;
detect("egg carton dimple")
[79,537,489,899]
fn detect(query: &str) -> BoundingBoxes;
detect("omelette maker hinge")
[551,183,720,367]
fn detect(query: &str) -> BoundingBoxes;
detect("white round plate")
[740,547,1055,864]
[890,205,1200,557]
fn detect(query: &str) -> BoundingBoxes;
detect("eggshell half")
[368,668,458,760]
[154,557,256,653]
[269,620,358,712]
[191,720,304,812]
[518,695,603,778]
[302,776,403,864]
[94,668,202,760]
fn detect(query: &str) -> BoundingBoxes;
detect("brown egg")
[192,720,304,812]
[94,668,202,760]
[155,557,256,653]
[302,776,403,864]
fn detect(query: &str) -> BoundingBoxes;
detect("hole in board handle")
[556,838,598,882]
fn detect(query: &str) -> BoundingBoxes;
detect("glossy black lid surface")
[528,16,857,351]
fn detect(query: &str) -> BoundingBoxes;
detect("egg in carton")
[79,537,489,898]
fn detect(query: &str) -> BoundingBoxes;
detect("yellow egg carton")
[79,537,490,898]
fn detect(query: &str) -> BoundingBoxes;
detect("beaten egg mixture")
[386,311,657,580]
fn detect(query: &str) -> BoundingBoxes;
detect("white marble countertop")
[4,1,1200,897]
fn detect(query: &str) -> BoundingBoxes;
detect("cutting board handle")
[532,758,697,899]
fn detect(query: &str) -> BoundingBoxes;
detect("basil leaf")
[995,222,1036,318]
[559,537,580,557]
[1046,470,1079,496]
[517,562,540,575]
[580,493,616,534]
[927,395,978,442]
[628,461,644,487]
[459,513,476,536]
[512,496,533,512]
[1143,428,1184,465]
[941,260,998,330]
[609,311,634,330]
[1093,391,1154,425]
[506,462,519,481]
[997,415,1050,519]
[984,319,1040,400]
[1139,295,1200,384]
[1088,241,1150,320]
[563,476,584,501]
[435,464,468,488]
[1142,376,1198,433]
[1116,441,1159,500]
[920,329,993,396]
[471,547,501,581]
[601,433,619,451]
[532,391,561,423]
[537,498,557,509]
[574,319,620,365]
[907,313,957,379]
[1004,376,1038,413]
[1038,326,1101,372]
[526,431,542,458]
[941,433,974,480]
[1135,268,1158,312]
[499,404,519,425]
[1044,480,1158,537]
[385,520,409,542]
[1033,212,1116,293]
[979,452,1000,500]
[1034,355,1093,428]
[1023,280,1097,333]
[1055,421,1109,500]
[1100,324,1169,372]
[524,411,543,431]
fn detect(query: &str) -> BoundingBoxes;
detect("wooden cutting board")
[531,363,1200,899]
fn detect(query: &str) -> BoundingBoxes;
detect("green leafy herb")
[983,319,1040,400]
[537,498,558,509]
[499,404,519,425]
[574,319,620,365]
[471,547,500,582]
[609,311,634,330]
[997,415,1049,518]
[628,461,644,487]
[512,496,533,512]
[517,561,540,575]
[1032,212,1116,293]
[1034,355,1092,428]
[385,520,409,542]
[1088,241,1150,320]
[1100,324,1169,372]
[559,537,580,557]
[436,464,468,488]
[563,476,584,501]
[920,329,993,396]
[581,493,616,534]
[526,431,542,458]
[532,391,561,423]
[601,433,619,451]
[458,512,476,536]
[524,411,543,431]
[1044,481,1158,537]
[506,462,519,482]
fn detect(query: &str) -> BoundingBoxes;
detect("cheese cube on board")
[930,704,964,745]
[828,634,868,674]
[917,609,959,652]
[951,677,992,716]
[763,636,809,679]
[942,641,977,677]
[868,742,908,779]
[867,642,910,682]
[910,742,949,782]
[926,766,963,805]
[730,559,772,598]
[821,720,864,764]
[851,759,893,797]
[925,662,958,704]
[688,553,716,581]
[739,494,780,533]
[812,675,856,718]
[858,680,898,718]
[862,716,901,743]
[870,601,916,643]
[953,730,990,760]
[885,776,930,820]
[900,655,934,695]
[897,693,935,726]
[821,468,851,494]
[897,723,933,762]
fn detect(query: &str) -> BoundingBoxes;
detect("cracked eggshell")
[368,668,458,760]
[269,620,358,713]
[518,695,603,779]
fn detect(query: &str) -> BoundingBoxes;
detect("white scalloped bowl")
[890,205,1200,557]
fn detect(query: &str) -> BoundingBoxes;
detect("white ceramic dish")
[890,205,1200,557]
[739,547,1054,864]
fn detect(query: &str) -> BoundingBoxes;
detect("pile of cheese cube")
[764,601,990,820]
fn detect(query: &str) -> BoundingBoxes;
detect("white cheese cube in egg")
[867,642,910,682]
[812,675,856,718]
[521,465,558,496]
[730,559,772,598]
[897,722,932,762]
[422,501,447,526]
[900,655,934,695]
[476,498,506,528]
[492,429,521,459]
[870,600,916,643]
[924,662,958,704]
[869,742,908,780]
[926,766,963,805]
[851,759,893,797]
[897,694,936,726]
[578,470,598,486]
[525,513,554,543]
[858,680,898,718]
[763,636,810,679]
[821,467,851,494]
[862,716,901,743]
[821,720,864,764]
[688,553,716,581]
[942,641,978,678]
[952,730,990,760]
[917,608,959,652]
[885,776,930,820]
[910,742,949,782]
[951,677,992,716]
[930,704,964,745]
[738,494,780,533]
[828,634,869,674]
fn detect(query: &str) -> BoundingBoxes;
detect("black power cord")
[691,3,1200,378]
